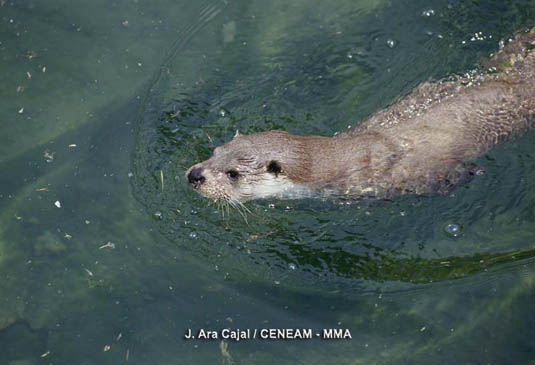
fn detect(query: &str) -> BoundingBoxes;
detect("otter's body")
[186,28,535,203]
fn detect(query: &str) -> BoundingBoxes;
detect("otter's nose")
[187,167,206,188]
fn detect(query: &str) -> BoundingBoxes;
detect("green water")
[1,0,535,364]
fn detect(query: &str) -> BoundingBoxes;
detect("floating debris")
[54,200,61,208]
[26,50,38,59]
[41,350,51,358]
[220,341,232,364]
[222,21,237,43]
[84,268,94,276]
[99,241,116,249]
[68,143,77,148]
[153,211,163,220]
[44,150,55,162]
[36,187,49,192]
[160,170,164,191]
[103,345,111,352]
[18,107,24,114]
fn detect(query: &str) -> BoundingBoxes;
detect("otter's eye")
[226,169,240,180]
[267,160,282,175]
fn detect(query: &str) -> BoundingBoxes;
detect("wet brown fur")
[187,27,535,201]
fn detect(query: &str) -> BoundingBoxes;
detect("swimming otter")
[186,27,535,203]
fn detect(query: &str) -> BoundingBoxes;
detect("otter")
[186,27,535,203]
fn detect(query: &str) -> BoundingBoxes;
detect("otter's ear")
[266,160,282,176]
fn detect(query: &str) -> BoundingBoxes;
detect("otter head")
[185,130,312,203]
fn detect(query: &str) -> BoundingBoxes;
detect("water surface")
[1,0,535,364]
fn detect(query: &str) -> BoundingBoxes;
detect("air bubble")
[422,9,435,17]
[444,223,462,237]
